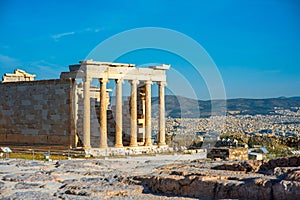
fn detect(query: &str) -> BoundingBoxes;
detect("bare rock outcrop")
[259,156,300,172]
[139,156,300,200]
[56,177,143,198]
[212,155,300,173]
[0,155,299,199]
[2,191,55,200]
[142,175,278,199]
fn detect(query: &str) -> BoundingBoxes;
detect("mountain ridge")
[151,95,300,118]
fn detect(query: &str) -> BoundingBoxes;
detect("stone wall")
[207,147,248,160]
[0,79,75,147]
[229,147,248,160]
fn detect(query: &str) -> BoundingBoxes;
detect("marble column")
[158,81,167,146]
[100,78,109,148]
[115,79,124,147]
[130,80,139,147]
[83,77,91,149]
[144,80,152,146]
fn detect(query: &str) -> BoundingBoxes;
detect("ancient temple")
[0,60,170,155]
[60,60,170,150]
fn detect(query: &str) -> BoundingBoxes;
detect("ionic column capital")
[158,81,167,86]
[115,79,124,84]
[99,78,109,83]
[129,79,140,85]
[144,80,152,85]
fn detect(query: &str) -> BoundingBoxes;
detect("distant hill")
[289,96,300,100]
[151,95,300,118]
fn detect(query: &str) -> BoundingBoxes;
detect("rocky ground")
[0,153,299,200]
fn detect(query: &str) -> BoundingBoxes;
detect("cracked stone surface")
[0,154,299,199]
[0,154,202,199]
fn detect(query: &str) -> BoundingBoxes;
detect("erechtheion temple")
[0,60,170,155]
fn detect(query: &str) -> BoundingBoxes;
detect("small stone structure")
[0,60,170,155]
[2,69,35,82]
[248,152,263,160]
[207,147,248,160]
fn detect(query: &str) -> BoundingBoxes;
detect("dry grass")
[2,152,75,160]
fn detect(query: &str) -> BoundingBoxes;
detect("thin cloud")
[51,31,75,41]
[0,54,20,67]
[0,56,65,80]
[30,60,66,79]
[51,27,104,41]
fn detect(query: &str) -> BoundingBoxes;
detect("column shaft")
[100,78,108,148]
[83,78,91,149]
[130,80,139,147]
[158,82,166,146]
[145,81,152,146]
[115,79,123,147]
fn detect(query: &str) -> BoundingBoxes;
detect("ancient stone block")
[21,129,39,135]
[208,147,248,161]
[0,80,73,146]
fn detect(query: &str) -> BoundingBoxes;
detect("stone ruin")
[207,147,249,161]
[0,60,171,156]
[2,69,35,83]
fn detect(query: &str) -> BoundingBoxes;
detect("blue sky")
[0,0,299,99]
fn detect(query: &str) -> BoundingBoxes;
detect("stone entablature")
[2,69,36,83]
[60,60,169,82]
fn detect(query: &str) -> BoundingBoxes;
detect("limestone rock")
[272,180,300,200]
[3,172,57,182]
[57,177,143,198]
[15,182,44,189]
[2,191,55,200]
[274,167,300,181]
[1,155,300,199]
